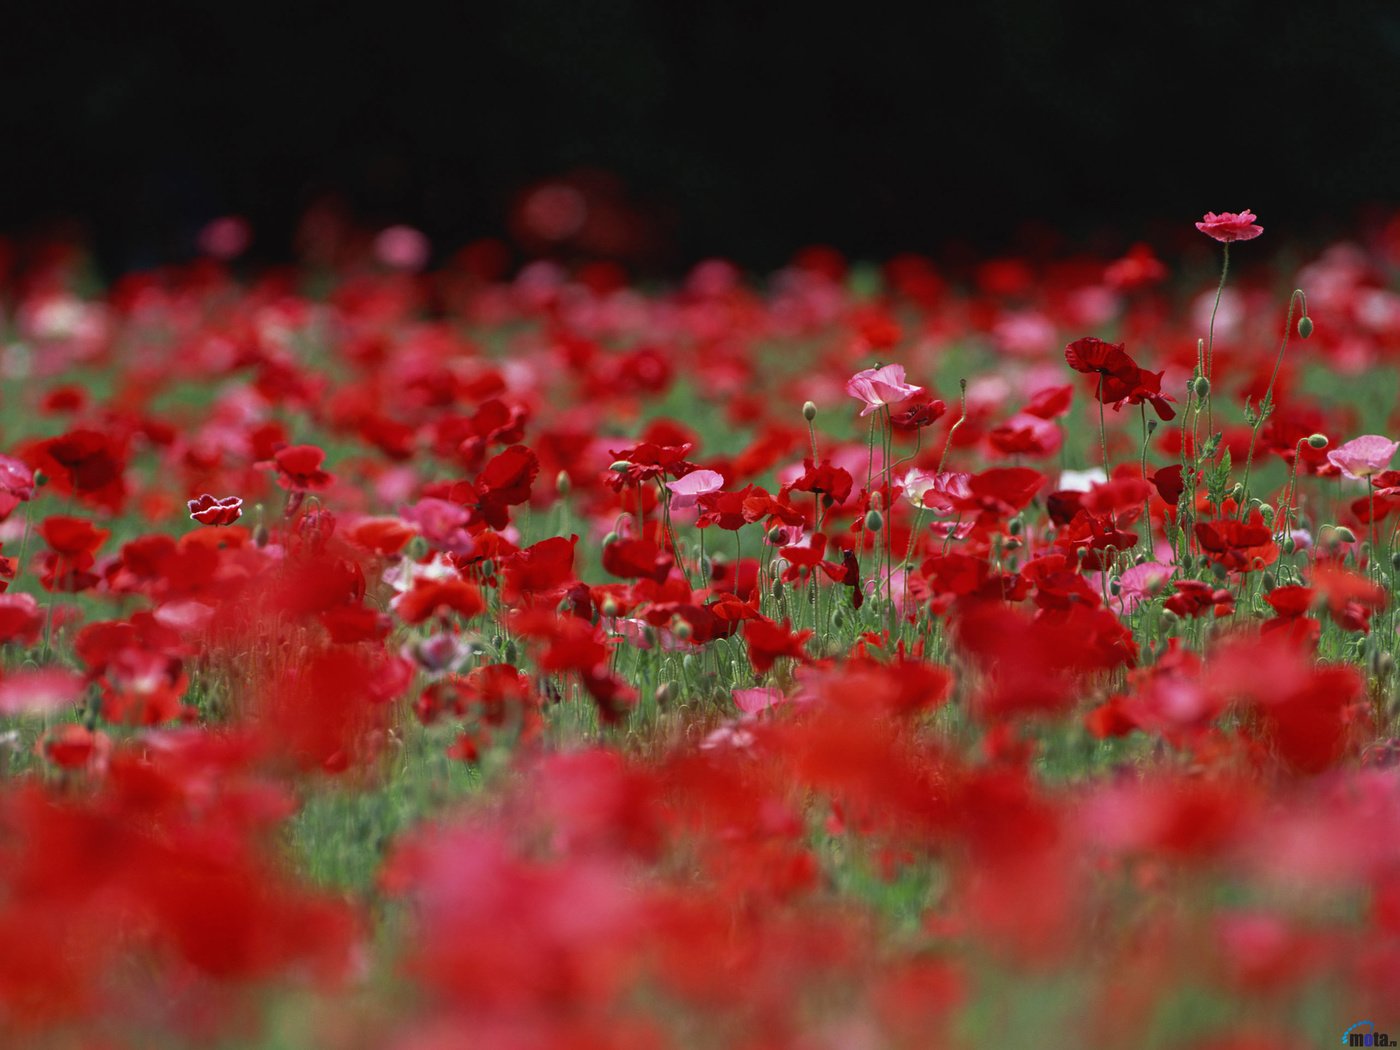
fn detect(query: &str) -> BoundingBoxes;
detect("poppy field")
[4,209,1400,1049]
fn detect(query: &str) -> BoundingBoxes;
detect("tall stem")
[1204,242,1231,436]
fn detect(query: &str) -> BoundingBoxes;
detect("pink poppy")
[1328,435,1400,480]
[666,469,724,510]
[845,364,924,417]
[1195,209,1263,243]
[733,686,787,713]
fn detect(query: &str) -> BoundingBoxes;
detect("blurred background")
[3,0,1398,275]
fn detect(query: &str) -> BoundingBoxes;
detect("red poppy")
[187,493,244,526]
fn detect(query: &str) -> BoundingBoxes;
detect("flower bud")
[1297,315,1314,339]
[1306,433,1328,450]
[600,596,619,617]
[555,470,572,496]
[655,681,677,706]
[770,579,784,600]
[602,530,619,547]
[1192,375,1211,399]
[1259,504,1275,527]
[864,509,884,532]
[766,525,785,545]
[802,401,818,422]
[1334,526,1357,544]
[609,460,632,474]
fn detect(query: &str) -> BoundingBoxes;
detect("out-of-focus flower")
[375,225,431,271]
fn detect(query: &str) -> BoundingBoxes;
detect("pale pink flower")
[375,225,431,271]
[1328,435,1400,480]
[901,468,972,513]
[733,686,787,714]
[845,364,924,417]
[666,469,724,510]
[1195,209,1263,243]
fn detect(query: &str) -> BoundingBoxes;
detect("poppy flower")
[1327,435,1400,480]
[743,617,813,674]
[846,364,924,417]
[666,469,724,510]
[271,444,335,491]
[187,493,244,526]
[1196,517,1277,572]
[1195,209,1263,243]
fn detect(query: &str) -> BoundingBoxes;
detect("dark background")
[3,1,1398,274]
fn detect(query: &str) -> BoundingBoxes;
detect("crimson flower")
[1195,209,1263,243]
[272,444,335,491]
[187,494,244,526]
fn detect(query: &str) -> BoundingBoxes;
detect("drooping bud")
[864,509,884,532]
[1297,315,1314,339]
[602,530,619,547]
[1306,433,1328,450]
[1333,526,1357,544]
[609,460,632,474]
[802,401,818,422]
[766,525,785,545]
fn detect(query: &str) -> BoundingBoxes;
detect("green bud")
[1306,433,1328,450]
[1229,483,1244,502]
[1262,571,1277,591]
[600,596,619,617]
[770,579,784,600]
[670,617,693,641]
[1109,576,1122,596]
[802,401,818,422]
[832,607,846,630]
[766,525,785,545]
[1297,315,1314,339]
[864,509,884,532]
[1007,516,1023,536]
[1332,525,1357,544]
[1259,504,1275,527]
[1391,550,1400,572]
[602,530,619,547]
[1282,535,1297,554]
[555,470,572,496]
[609,460,632,474]
[1192,375,1211,399]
